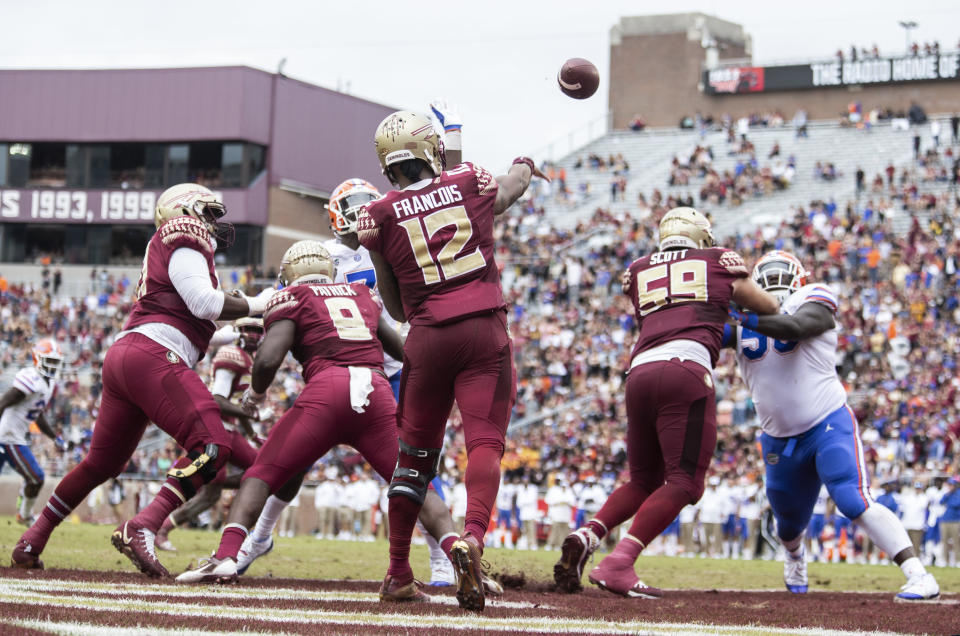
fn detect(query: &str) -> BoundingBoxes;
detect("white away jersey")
[735,283,846,438]
[0,368,57,445]
[323,239,403,378]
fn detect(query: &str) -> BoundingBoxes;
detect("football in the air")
[558,58,599,99]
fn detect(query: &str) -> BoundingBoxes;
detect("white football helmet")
[32,339,64,380]
[154,183,234,247]
[328,178,381,236]
[752,250,808,304]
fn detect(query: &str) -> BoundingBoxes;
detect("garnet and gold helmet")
[328,178,380,236]
[154,183,234,247]
[658,207,715,251]
[374,110,445,183]
[278,240,335,287]
[752,250,808,304]
[235,317,264,353]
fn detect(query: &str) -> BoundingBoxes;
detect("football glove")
[244,288,276,316]
[728,309,760,330]
[429,98,462,132]
[241,388,266,419]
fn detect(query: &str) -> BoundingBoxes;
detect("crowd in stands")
[4,125,960,566]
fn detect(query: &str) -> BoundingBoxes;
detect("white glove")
[241,387,266,419]
[429,98,462,132]
[245,287,276,316]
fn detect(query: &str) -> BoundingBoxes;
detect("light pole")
[898,20,918,54]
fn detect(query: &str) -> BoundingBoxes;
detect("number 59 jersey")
[263,281,385,383]
[734,284,845,438]
[357,162,504,326]
[626,247,748,367]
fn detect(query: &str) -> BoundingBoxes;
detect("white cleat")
[896,573,940,601]
[428,555,456,587]
[784,547,808,594]
[175,556,238,584]
[236,536,274,576]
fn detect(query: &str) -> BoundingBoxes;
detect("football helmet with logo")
[374,110,445,183]
[752,251,808,304]
[328,179,381,236]
[32,339,64,380]
[278,241,336,287]
[658,207,715,251]
[235,317,264,353]
[154,183,234,248]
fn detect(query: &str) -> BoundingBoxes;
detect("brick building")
[609,13,960,130]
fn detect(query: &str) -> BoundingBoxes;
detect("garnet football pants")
[594,359,717,539]
[244,366,399,491]
[33,334,232,524]
[396,310,515,540]
[211,430,259,484]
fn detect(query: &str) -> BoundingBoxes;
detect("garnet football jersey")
[356,162,505,326]
[211,345,253,399]
[124,216,220,354]
[625,247,748,366]
[263,281,384,382]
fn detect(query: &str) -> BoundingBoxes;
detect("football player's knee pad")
[387,439,441,505]
[167,443,230,498]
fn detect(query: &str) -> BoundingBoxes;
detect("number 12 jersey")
[357,162,504,326]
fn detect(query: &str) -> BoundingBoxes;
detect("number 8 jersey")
[263,281,385,382]
[733,284,845,438]
[356,162,503,326]
[626,247,748,367]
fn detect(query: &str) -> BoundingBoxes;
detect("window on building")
[0,144,7,187]
[189,141,222,187]
[110,143,146,189]
[7,144,32,188]
[27,143,66,187]
[144,145,165,188]
[168,145,189,184]
[247,144,266,183]
[221,143,244,187]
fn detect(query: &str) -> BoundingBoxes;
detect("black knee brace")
[167,443,222,499]
[387,439,441,505]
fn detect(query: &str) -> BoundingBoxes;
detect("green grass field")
[3,515,958,593]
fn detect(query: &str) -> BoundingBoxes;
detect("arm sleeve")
[168,247,226,321]
[211,367,235,398]
[209,324,239,348]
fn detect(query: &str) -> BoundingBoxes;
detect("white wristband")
[445,130,462,151]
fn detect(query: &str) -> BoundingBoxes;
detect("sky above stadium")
[2,0,958,172]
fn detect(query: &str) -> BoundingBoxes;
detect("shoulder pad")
[264,289,300,323]
[718,250,748,276]
[158,217,214,254]
[355,205,381,248]
[472,163,498,196]
[212,345,246,367]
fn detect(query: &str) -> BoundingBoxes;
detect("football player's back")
[363,161,503,327]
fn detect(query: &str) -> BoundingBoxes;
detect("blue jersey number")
[344,268,376,289]
[740,327,798,360]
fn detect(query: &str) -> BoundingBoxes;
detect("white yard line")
[0,584,909,636]
[0,576,546,610]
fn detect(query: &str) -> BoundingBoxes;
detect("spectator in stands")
[855,166,865,193]
[628,114,646,132]
[793,109,808,138]
[930,120,941,148]
[950,114,959,145]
